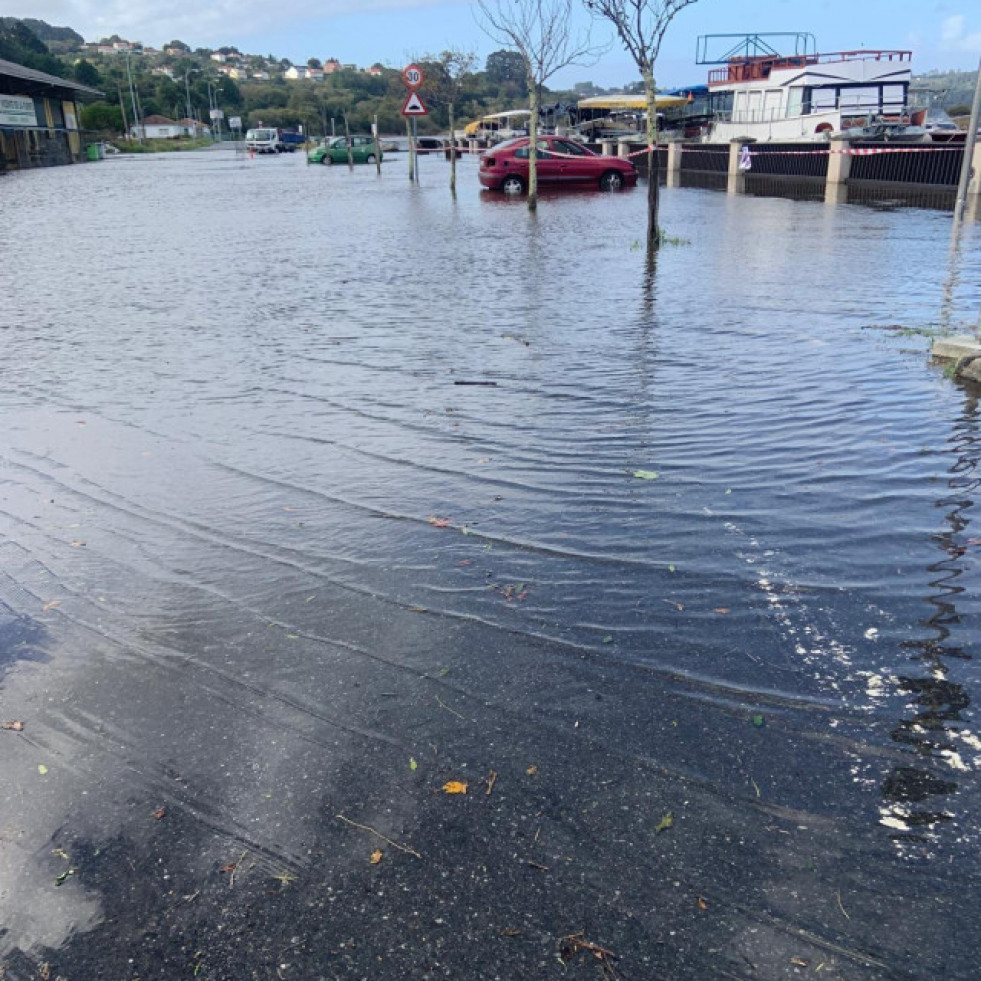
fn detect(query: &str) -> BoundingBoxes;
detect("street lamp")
[183,68,200,131]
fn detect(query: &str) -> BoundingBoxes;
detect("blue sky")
[10,0,981,89]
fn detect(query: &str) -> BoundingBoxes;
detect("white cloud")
[939,13,981,51]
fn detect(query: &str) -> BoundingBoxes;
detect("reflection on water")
[881,390,979,844]
[1,147,980,975]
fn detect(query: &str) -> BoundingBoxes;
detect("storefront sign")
[0,94,37,127]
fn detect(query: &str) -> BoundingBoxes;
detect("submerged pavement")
[1,148,980,979]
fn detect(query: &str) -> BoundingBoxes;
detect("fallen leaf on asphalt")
[655,812,673,834]
[42,600,61,612]
[442,781,468,794]
[714,608,730,615]
[789,958,808,968]
[752,714,766,728]
[38,764,48,775]
[697,896,708,910]
[526,765,538,776]
[2,721,24,731]
[69,540,85,547]
[633,470,659,480]
[370,849,383,865]
[668,564,676,573]
[409,757,418,771]
[428,516,452,528]
[151,807,166,819]
[456,560,473,567]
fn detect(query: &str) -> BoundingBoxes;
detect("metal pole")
[125,54,141,143]
[953,55,981,223]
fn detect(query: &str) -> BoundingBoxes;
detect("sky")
[5,0,980,89]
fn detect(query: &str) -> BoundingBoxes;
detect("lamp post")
[183,68,200,132]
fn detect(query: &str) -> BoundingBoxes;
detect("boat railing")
[708,49,912,86]
[713,102,912,126]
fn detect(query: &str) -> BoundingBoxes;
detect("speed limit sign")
[402,64,424,89]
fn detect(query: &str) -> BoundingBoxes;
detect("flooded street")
[1,146,980,979]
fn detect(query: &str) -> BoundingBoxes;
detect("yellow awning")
[577,94,688,111]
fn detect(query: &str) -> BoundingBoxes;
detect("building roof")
[0,57,102,97]
[141,115,177,125]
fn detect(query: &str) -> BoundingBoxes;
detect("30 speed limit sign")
[402,64,424,89]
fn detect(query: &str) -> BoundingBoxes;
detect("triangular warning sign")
[401,91,428,116]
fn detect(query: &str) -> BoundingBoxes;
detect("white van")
[245,128,282,154]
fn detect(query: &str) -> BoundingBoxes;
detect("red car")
[479,135,638,193]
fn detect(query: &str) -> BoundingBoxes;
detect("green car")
[308,135,383,165]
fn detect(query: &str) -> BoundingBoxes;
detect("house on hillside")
[0,56,101,170]
[323,59,341,74]
[284,66,308,80]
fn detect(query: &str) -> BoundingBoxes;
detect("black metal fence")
[744,143,829,179]
[679,144,729,173]
[848,144,965,186]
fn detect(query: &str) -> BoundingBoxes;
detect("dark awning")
[0,57,102,98]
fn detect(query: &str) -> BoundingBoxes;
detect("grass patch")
[113,137,214,154]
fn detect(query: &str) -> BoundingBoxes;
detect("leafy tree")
[485,48,527,91]
[81,100,123,132]
[73,59,101,86]
[307,57,322,69]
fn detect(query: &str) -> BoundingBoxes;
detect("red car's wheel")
[501,174,525,194]
[599,170,624,192]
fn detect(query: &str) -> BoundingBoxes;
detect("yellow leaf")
[38,764,48,775]
[409,757,418,771]
[526,765,538,776]
[370,849,383,865]
[442,780,468,794]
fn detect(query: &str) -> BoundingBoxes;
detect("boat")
[463,110,532,144]
[572,94,688,140]
[669,33,920,143]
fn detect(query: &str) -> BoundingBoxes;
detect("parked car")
[479,135,637,193]
[308,135,382,165]
[415,136,445,154]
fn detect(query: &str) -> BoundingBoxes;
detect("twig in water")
[435,695,465,720]
[837,889,851,920]
[486,770,498,796]
[335,813,422,859]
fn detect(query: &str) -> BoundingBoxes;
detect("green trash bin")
[85,143,102,161]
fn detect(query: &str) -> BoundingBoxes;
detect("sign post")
[401,65,429,183]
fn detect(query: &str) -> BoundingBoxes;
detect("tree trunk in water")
[528,77,539,211]
[644,70,660,249]
[449,102,456,195]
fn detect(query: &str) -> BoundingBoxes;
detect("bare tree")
[585,0,699,245]
[477,0,598,210]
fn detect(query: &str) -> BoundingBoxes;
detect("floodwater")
[1,145,980,979]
